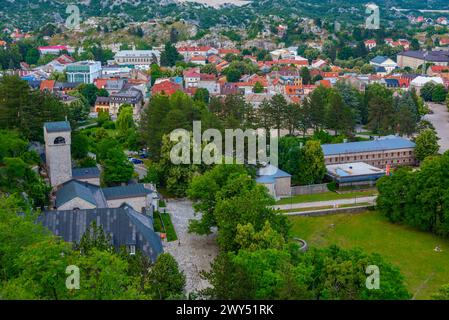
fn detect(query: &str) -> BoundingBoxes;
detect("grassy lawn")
[276,190,378,205]
[279,202,371,213]
[81,126,120,138]
[289,211,449,299]
[153,211,178,242]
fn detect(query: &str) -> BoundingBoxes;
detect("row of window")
[327,151,413,163]
[119,58,152,63]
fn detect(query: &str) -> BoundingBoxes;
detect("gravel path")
[162,199,218,294]
[424,102,449,154]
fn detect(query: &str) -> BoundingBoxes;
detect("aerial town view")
[1,0,449,314]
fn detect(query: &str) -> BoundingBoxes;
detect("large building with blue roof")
[321,136,417,168]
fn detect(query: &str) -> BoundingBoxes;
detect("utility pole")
[422,49,428,75]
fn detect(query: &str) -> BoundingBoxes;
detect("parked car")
[129,157,144,165]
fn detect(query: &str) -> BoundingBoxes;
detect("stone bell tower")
[44,121,72,187]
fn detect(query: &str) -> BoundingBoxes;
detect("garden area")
[153,210,178,242]
[289,211,449,299]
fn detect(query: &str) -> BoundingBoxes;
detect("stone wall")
[291,183,329,196]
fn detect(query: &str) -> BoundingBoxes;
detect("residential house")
[108,88,144,119]
[217,48,240,57]
[151,79,182,96]
[364,40,377,50]
[94,78,126,95]
[95,97,110,113]
[184,69,201,88]
[177,46,217,62]
[370,56,398,73]
[198,73,220,95]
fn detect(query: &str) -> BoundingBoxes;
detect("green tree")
[300,67,311,85]
[253,81,264,93]
[193,88,210,104]
[432,84,447,103]
[116,105,135,135]
[326,89,354,135]
[361,64,375,74]
[394,92,418,136]
[414,128,440,161]
[269,94,289,138]
[160,42,181,67]
[420,82,435,102]
[309,85,329,131]
[187,164,250,235]
[101,147,134,186]
[71,133,89,160]
[78,83,109,107]
[366,84,395,134]
[150,63,163,86]
[297,140,326,185]
[148,253,186,299]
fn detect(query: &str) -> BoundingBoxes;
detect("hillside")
[1,0,449,31]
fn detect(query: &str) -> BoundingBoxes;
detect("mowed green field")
[289,211,449,300]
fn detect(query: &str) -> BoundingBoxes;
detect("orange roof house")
[40,80,55,92]
[218,48,240,56]
[94,78,108,90]
[318,79,331,88]
[151,80,181,96]
[285,84,303,95]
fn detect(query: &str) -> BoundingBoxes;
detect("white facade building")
[114,50,161,66]
[66,61,102,84]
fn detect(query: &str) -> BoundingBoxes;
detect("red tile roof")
[218,48,240,55]
[178,46,211,52]
[40,80,55,91]
[151,80,181,96]
[318,79,331,88]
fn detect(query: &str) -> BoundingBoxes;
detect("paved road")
[424,103,449,154]
[134,164,147,179]
[282,204,374,216]
[274,196,377,211]
[163,200,218,294]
